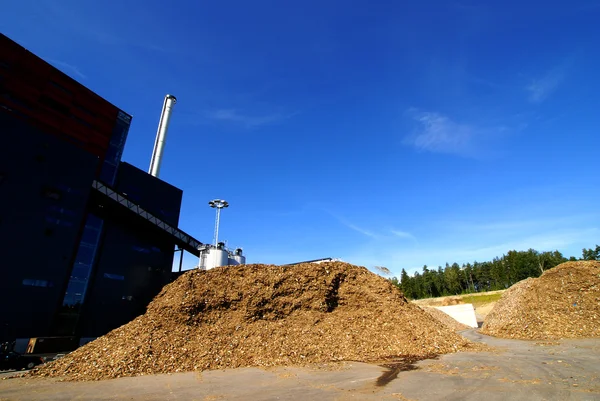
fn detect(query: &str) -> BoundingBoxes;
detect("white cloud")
[206,109,294,128]
[404,109,509,157]
[410,111,472,154]
[46,59,87,80]
[526,69,564,103]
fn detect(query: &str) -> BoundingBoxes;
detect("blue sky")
[3,0,599,276]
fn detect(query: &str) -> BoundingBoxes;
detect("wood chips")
[422,307,470,331]
[481,261,600,340]
[33,262,477,381]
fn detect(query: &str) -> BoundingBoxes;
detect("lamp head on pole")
[209,199,229,209]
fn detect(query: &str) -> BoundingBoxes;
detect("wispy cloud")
[391,230,416,241]
[343,226,599,277]
[526,68,565,103]
[325,211,416,243]
[46,59,87,80]
[333,216,378,238]
[404,109,507,157]
[206,109,296,128]
[341,211,600,276]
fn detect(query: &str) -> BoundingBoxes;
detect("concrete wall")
[434,304,478,328]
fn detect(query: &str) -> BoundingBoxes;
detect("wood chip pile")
[34,262,476,381]
[422,307,470,331]
[481,261,600,340]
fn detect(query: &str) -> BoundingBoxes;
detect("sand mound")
[422,307,470,331]
[35,262,475,381]
[481,261,600,340]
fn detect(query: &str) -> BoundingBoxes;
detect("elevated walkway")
[91,180,202,256]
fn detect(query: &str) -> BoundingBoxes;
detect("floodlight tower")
[209,199,229,246]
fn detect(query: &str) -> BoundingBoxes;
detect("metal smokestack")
[148,94,177,177]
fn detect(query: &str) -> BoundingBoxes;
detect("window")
[41,187,62,200]
[75,244,96,266]
[48,205,76,216]
[117,111,132,124]
[45,216,59,225]
[45,217,73,227]
[56,184,80,194]
[23,279,54,287]
[104,273,125,281]
[132,245,151,254]
[81,227,101,244]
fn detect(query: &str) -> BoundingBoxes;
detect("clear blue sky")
[3,0,599,276]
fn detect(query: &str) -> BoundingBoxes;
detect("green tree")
[421,265,433,298]
[444,263,462,295]
[538,250,566,272]
[399,269,415,299]
[582,245,600,260]
[395,244,594,299]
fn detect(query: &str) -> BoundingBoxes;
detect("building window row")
[132,245,151,254]
[47,205,76,216]
[22,279,54,288]
[103,273,125,281]
[45,216,73,227]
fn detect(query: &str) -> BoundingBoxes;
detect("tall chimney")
[149,94,177,177]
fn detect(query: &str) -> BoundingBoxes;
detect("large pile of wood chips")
[34,262,476,381]
[481,261,600,340]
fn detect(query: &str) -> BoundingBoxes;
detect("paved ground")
[1,330,599,400]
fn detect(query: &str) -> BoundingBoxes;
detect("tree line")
[390,245,600,300]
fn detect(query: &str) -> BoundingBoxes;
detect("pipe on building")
[148,94,177,177]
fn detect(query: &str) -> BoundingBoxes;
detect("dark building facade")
[76,163,183,338]
[0,34,189,346]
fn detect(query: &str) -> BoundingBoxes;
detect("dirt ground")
[1,330,599,401]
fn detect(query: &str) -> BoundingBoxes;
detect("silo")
[232,248,246,265]
[206,247,229,269]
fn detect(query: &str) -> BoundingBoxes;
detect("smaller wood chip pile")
[481,261,600,340]
[422,307,470,331]
[33,262,476,381]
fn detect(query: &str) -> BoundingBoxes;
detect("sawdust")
[33,262,477,381]
[441,297,462,306]
[481,261,600,340]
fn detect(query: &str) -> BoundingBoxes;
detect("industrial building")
[0,33,244,351]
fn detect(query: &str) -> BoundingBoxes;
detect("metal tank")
[206,247,229,269]
[232,248,246,265]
